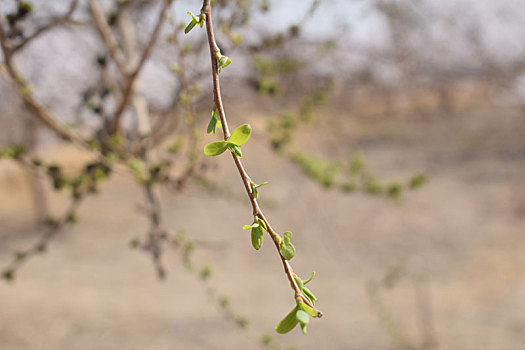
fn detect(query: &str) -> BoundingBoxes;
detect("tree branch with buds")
[185,0,323,334]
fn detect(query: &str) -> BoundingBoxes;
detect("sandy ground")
[1,103,524,350]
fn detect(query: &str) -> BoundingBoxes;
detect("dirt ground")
[1,101,524,350]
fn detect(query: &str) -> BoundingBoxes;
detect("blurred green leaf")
[387,181,402,200]
[168,136,184,154]
[258,218,267,231]
[250,181,267,199]
[207,107,222,134]
[300,322,308,334]
[275,306,299,334]
[298,301,318,318]
[296,309,309,324]
[243,222,259,230]
[303,286,317,304]
[251,225,263,250]
[304,271,315,284]
[200,265,213,280]
[2,269,15,281]
[207,115,218,134]
[1,144,26,159]
[408,174,427,190]
[365,178,383,195]
[185,12,200,34]
[229,144,242,158]
[185,19,196,33]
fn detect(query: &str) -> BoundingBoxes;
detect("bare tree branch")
[10,0,78,53]
[200,0,322,316]
[2,196,84,280]
[110,0,171,134]
[88,0,129,74]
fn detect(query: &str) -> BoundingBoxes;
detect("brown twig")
[200,0,321,316]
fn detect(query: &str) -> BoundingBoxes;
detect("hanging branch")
[0,152,113,280]
[2,196,84,281]
[188,0,323,334]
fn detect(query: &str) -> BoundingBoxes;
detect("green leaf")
[258,218,267,231]
[280,243,295,260]
[251,225,263,250]
[279,231,295,260]
[204,141,228,156]
[300,322,308,334]
[275,306,299,334]
[251,181,269,198]
[188,12,199,21]
[298,301,318,318]
[293,274,304,291]
[229,144,242,158]
[243,222,259,230]
[184,19,197,34]
[229,124,252,146]
[207,115,217,134]
[208,107,222,134]
[217,55,232,72]
[296,309,310,324]
[303,286,317,305]
[304,271,315,284]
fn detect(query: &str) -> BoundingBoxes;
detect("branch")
[200,0,322,316]
[11,0,78,53]
[1,155,112,280]
[110,0,171,134]
[0,13,80,142]
[142,182,167,279]
[2,196,84,281]
[88,0,128,74]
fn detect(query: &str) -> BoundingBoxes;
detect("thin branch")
[2,196,84,280]
[142,182,167,279]
[110,0,171,134]
[200,0,321,316]
[11,0,78,53]
[88,0,128,74]
[0,20,76,142]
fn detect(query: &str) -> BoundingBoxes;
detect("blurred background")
[0,0,524,349]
